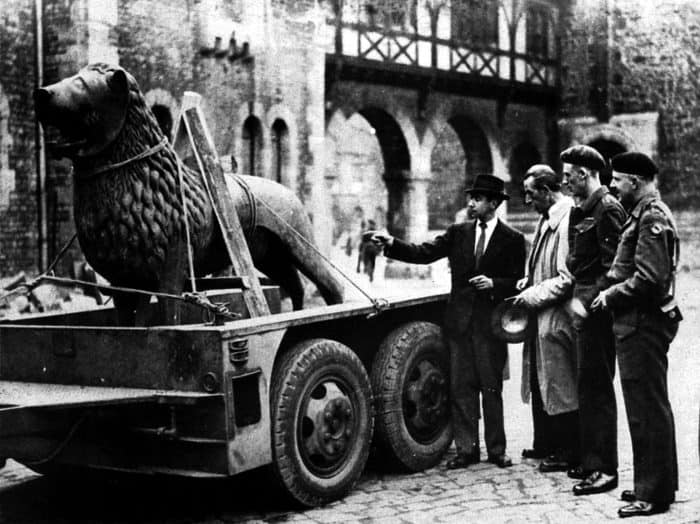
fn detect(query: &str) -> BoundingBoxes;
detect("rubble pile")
[0,269,106,320]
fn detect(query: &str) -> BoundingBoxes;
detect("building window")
[363,0,417,31]
[526,3,550,57]
[451,0,498,47]
[242,116,262,177]
[271,119,289,185]
[0,89,15,210]
[151,104,173,141]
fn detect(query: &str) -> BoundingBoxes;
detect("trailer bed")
[0,381,217,410]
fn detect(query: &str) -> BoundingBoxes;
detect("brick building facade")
[0,1,41,274]
[560,0,700,204]
[1,0,698,277]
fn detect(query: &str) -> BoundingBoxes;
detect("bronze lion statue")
[34,63,344,324]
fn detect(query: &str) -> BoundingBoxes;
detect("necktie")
[475,221,487,268]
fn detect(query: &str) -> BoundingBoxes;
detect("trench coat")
[520,197,578,416]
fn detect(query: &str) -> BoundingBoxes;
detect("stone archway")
[428,115,493,228]
[144,88,177,142]
[357,107,411,239]
[325,106,412,246]
[428,125,464,229]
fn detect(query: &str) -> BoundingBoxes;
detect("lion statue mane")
[34,63,344,324]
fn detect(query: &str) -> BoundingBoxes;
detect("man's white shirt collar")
[474,215,498,253]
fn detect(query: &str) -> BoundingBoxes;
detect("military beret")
[560,145,606,172]
[611,152,658,179]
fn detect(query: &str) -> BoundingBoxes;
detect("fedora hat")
[465,174,509,200]
[491,297,533,343]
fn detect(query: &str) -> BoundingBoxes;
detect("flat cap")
[560,145,606,172]
[611,152,658,179]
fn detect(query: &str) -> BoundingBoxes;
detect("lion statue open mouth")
[34,63,344,324]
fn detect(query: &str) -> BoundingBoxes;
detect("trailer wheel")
[270,338,373,507]
[371,321,452,471]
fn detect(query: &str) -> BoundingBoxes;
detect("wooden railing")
[328,7,559,89]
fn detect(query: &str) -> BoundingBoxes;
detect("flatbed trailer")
[0,282,452,507]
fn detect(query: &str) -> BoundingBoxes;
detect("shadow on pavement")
[0,467,296,523]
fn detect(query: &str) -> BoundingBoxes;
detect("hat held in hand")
[491,297,533,343]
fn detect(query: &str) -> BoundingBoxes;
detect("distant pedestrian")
[370,175,526,469]
[591,152,681,518]
[357,219,379,282]
[514,164,579,473]
[560,145,626,496]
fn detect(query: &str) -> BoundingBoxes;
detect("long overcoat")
[520,197,578,416]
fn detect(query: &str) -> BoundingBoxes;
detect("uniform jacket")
[567,186,627,307]
[520,197,578,415]
[603,190,678,337]
[386,219,526,338]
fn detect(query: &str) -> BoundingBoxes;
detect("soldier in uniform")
[591,152,681,518]
[560,145,626,496]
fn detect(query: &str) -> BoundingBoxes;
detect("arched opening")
[587,138,626,187]
[359,107,411,240]
[429,116,493,228]
[151,104,173,141]
[326,113,386,254]
[429,125,466,230]
[271,119,290,185]
[325,107,409,263]
[507,142,542,213]
[241,116,263,176]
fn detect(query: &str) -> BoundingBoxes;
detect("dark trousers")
[576,309,618,474]
[617,310,678,504]
[529,343,580,460]
[447,320,507,457]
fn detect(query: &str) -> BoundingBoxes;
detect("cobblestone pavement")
[1,269,699,523]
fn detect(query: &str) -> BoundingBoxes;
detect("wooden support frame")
[172,92,270,318]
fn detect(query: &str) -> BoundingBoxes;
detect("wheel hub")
[405,359,448,440]
[300,382,355,473]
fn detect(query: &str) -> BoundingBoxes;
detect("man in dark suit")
[370,174,526,469]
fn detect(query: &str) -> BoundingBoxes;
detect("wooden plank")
[180,101,270,317]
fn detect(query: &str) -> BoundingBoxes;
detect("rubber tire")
[371,321,452,472]
[269,338,373,507]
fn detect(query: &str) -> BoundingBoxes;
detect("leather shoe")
[620,490,636,502]
[618,500,669,518]
[573,471,618,496]
[446,453,479,470]
[522,448,549,459]
[567,465,588,479]
[539,454,574,473]
[487,454,513,468]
